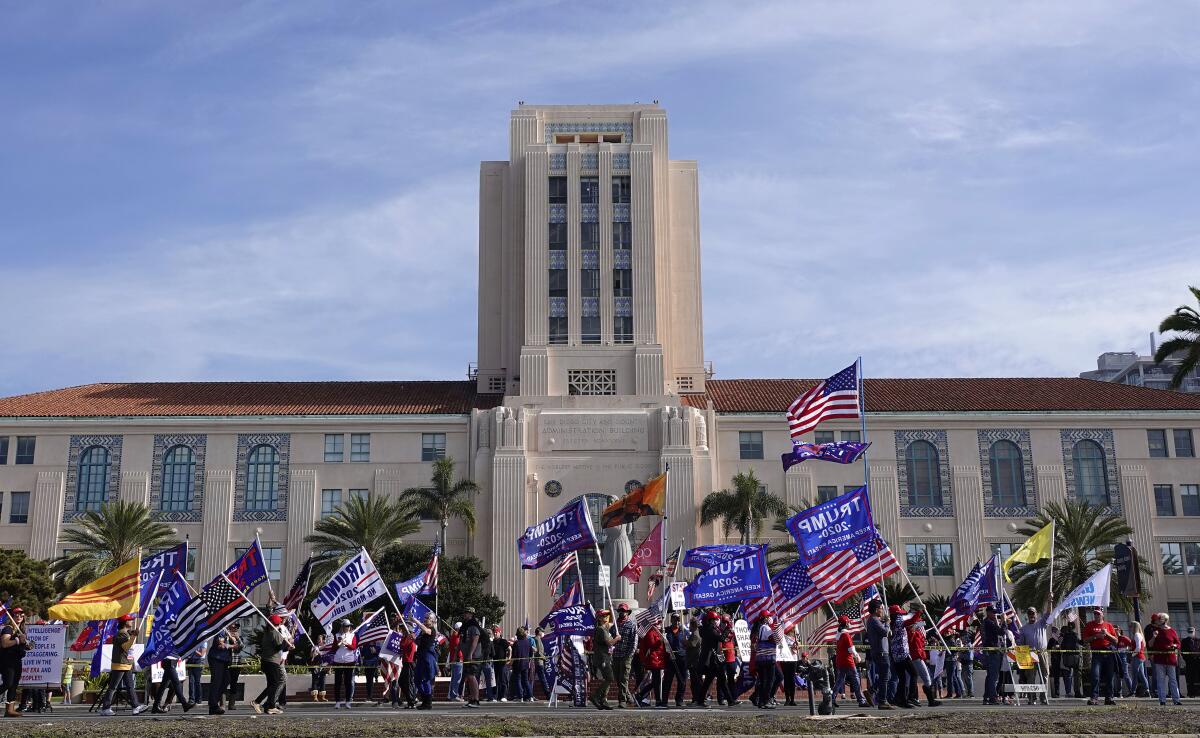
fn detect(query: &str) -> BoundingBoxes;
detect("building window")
[1174,429,1195,458]
[76,445,111,512]
[580,177,599,204]
[421,433,446,462]
[613,269,632,297]
[817,485,838,503]
[905,544,929,576]
[580,316,600,345]
[15,437,35,465]
[548,176,567,204]
[814,431,835,445]
[905,440,943,507]
[1148,429,1169,458]
[612,176,631,204]
[1072,439,1110,506]
[581,268,600,298]
[350,488,369,503]
[324,434,344,463]
[1155,484,1176,516]
[1183,484,1200,516]
[549,222,567,250]
[8,492,29,525]
[989,439,1026,507]
[991,542,1020,560]
[567,370,617,396]
[350,434,370,462]
[160,445,196,513]
[931,543,954,575]
[321,489,342,518]
[906,543,953,576]
[614,316,633,344]
[245,444,280,511]
[739,431,763,460]
[549,317,568,344]
[581,222,599,249]
[1161,542,1200,575]
[841,431,861,443]
[613,222,631,250]
[237,546,282,581]
[0,437,7,464]
[549,268,568,299]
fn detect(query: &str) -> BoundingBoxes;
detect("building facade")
[1081,349,1200,394]
[2,104,1200,631]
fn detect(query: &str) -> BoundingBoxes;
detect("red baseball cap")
[705,611,721,620]
[837,615,851,625]
[616,603,632,613]
[118,613,135,622]
[889,604,905,615]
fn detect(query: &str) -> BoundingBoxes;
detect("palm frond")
[49,501,177,591]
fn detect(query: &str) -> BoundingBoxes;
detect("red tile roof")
[681,378,1200,413]
[0,381,501,418]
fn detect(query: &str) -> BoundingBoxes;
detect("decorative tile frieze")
[150,434,207,522]
[64,435,123,521]
[582,297,599,318]
[614,297,632,317]
[613,249,632,269]
[977,429,1037,518]
[550,297,567,318]
[549,153,567,171]
[549,250,567,269]
[895,430,953,517]
[1060,429,1122,513]
[545,122,634,141]
[612,153,630,171]
[233,433,290,522]
[581,249,599,270]
[549,204,567,223]
[581,203,598,223]
[580,153,599,171]
[612,204,630,222]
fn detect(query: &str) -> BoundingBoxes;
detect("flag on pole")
[937,556,1000,633]
[549,581,583,612]
[786,362,861,440]
[808,536,901,604]
[89,619,118,677]
[424,546,440,595]
[137,571,192,667]
[546,552,577,594]
[601,472,667,528]
[168,574,258,658]
[810,596,868,644]
[1049,564,1113,622]
[742,559,823,628]
[620,520,664,583]
[781,441,870,471]
[311,548,389,628]
[663,544,682,578]
[49,556,141,621]
[356,609,391,644]
[224,539,269,594]
[1002,521,1054,583]
[282,556,314,611]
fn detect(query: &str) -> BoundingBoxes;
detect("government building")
[2,104,1199,632]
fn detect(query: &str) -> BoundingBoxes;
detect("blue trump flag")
[402,594,434,625]
[138,542,188,618]
[138,571,191,668]
[781,441,871,472]
[540,603,596,635]
[683,545,771,607]
[784,486,875,563]
[224,539,269,594]
[89,619,118,677]
[518,497,597,570]
[682,544,760,571]
[394,570,434,602]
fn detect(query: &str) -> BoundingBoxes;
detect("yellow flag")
[1002,521,1054,583]
[48,556,141,621]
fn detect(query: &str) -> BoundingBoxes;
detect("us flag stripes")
[546,552,577,594]
[281,556,313,611]
[810,596,867,644]
[741,559,823,627]
[806,536,900,604]
[168,574,257,657]
[355,609,391,644]
[786,362,861,440]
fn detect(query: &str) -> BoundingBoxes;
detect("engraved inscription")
[538,412,648,451]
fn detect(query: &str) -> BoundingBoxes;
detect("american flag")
[356,609,391,645]
[424,546,440,594]
[787,362,862,440]
[281,556,313,611]
[549,581,582,611]
[168,574,258,657]
[742,559,823,627]
[808,537,900,604]
[646,544,681,599]
[635,589,670,636]
[663,544,682,578]
[546,552,577,594]
[809,595,869,645]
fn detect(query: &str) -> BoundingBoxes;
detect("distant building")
[1081,348,1200,394]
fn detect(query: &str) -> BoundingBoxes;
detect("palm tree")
[699,470,788,546]
[1008,499,1149,613]
[766,502,811,571]
[50,501,177,591]
[1154,285,1200,389]
[305,493,420,578]
[398,457,479,553]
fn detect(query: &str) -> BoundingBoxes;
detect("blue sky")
[3,1,1199,397]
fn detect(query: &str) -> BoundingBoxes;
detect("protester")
[1182,626,1200,698]
[252,614,293,714]
[589,609,616,710]
[1150,613,1184,706]
[1129,621,1151,697]
[832,615,868,708]
[412,612,439,710]
[361,635,382,704]
[532,627,550,699]
[943,631,963,699]
[478,625,494,701]
[397,626,418,707]
[1018,606,1050,704]
[207,623,238,714]
[888,605,917,709]
[490,625,511,703]
[458,607,483,708]
[308,633,329,701]
[979,606,1004,705]
[609,604,637,708]
[61,660,74,706]
[752,611,778,709]
[661,614,688,708]
[1114,626,1133,698]
[186,642,207,706]
[224,622,245,710]
[0,607,29,718]
[636,621,668,708]
[152,649,195,713]
[1058,622,1082,698]
[865,600,893,710]
[1082,607,1118,705]
[685,617,704,705]
[906,609,941,706]
[511,626,534,702]
[447,623,464,701]
[98,614,147,716]
[957,627,975,698]
[332,618,358,709]
[698,610,734,708]
[777,622,800,707]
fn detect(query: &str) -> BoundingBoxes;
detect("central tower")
[476,104,705,399]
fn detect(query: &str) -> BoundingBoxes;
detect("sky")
[2,0,1199,397]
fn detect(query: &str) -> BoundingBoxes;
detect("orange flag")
[602,472,667,529]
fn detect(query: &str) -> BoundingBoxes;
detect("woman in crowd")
[308,633,329,701]
[98,614,147,716]
[888,605,917,709]
[0,607,29,718]
[833,615,868,708]
[906,610,941,707]
[1150,613,1184,706]
[776,622,800,707]
[412,612,440,710]
[332,619,358,709]
[186,642,207,707]
[1129,621,1151,697]
[511,626,534,703]
[637,620,668,708]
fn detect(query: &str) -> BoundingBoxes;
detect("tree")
[884,577,922,609]
[50,501,176,591]
[1154,285,1200,389]
[0,550,57,617]
[377,544,505,626]
[305,493,420,578]
[1008,499,1150,613]
[766,502,811,571]
[398,458,479,554]
[699,470,788,546]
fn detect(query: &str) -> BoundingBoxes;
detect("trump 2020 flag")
[402,595,434,627]
[1049,563,1112,622]
[781,442,870,472]
[785,486,875,564]
[139,543,188,618]
[683,544,770,607]
[310,547,389,628]
[936,559,995,634]
[138,571,191,668]
[540,603,596,636]
[224,540,269,595]
[682,544,760,571]
[518,497,598,570]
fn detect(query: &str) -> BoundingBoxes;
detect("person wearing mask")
[308,634,329,702]
[207,624,237,714]
[332,619,358,709]
[906,610,941,706]
[980,606,1004,705]
[637,622,668,708]
[752,612,778,709]
[186,642,207,707]
[1181,626,1200,698]
[251,614,294,714]
[490,625,512,703]
[412,612,440,710]
[589,609,616,710]
[457,608,483,708]
[447,624,464,702]
[397,627,419,708]
[98,615,148,716]
[224,622,245,711]
[609,604,638,708]
[833,615,868,708]
[1018,606,1050,705]
[777,622,800,707]
[1082,607,1118,705]
[1150,613,1184,706]
[1129,621,1151,697]
[864,600,893,710]
[685,617,705,706]
[888,605,917,709]
[698,611,734,708]
[511,626,534,703]
[0,607,30,718]
[1058,622,1082,698]
[662,614,689,708]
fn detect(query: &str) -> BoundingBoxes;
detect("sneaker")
[345,702,352,709]
[334,701,343,709]
[251,702,263,714]
[499,697,508,702]
[465,702,480,709]
[132,704,149,715]
[267,708,283,714]
[99,708,116,716]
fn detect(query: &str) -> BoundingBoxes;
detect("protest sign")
[20,624,65,685]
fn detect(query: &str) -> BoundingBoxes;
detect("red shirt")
[400,635,417,663]
[1116,634,1132,651]
[1082,620,1117,651]
[448,632,462,662]
[907,624,928,661]
[721,637,736,664]
[638,628,668,670]
[1150,627,1181,666]
[834,631,856,670]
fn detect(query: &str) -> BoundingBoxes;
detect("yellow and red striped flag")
[48,556,140,621]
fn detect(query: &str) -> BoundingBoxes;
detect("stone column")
[198,469,234,584]
[630,143,656,345]
[285,469,317,586]
[661,451,695,551]
[524,149,549,346]
[1036,464,1067,508]
[120,471,150,506]
[952,465,986,575]
[868,463,901,547]
[29,472,65,561]
[1118,464,1155,566]
[491,451,527,632]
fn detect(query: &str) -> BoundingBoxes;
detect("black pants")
[754,659,776,707]
[688,661,705,703]
[208,660,229,711]
[780,661,797,704]
[644,668,664,705]
[260,661,286,709]
[155,659,188,708]
[0,663,21,702]
[663,655,687,704]
[700,660,733,705]
[362,667,378,701]
[101,670,140,710]
[226,666,242,706]
[334,667,355,703]
[893,657,916,706]
[493,663,509,700]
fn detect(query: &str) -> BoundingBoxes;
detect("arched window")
[77,446,111,512]
[906,440,943,507]
[161,445,196,512]
[245,444,280,511]
[1073,439,1110,506]
[990,440,1026,507]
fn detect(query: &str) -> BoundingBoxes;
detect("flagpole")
[254,531,279,605]
[896,565,952,654]
[1047,520,1056,612]
[854,356,889,611]
[220,572,289,639]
